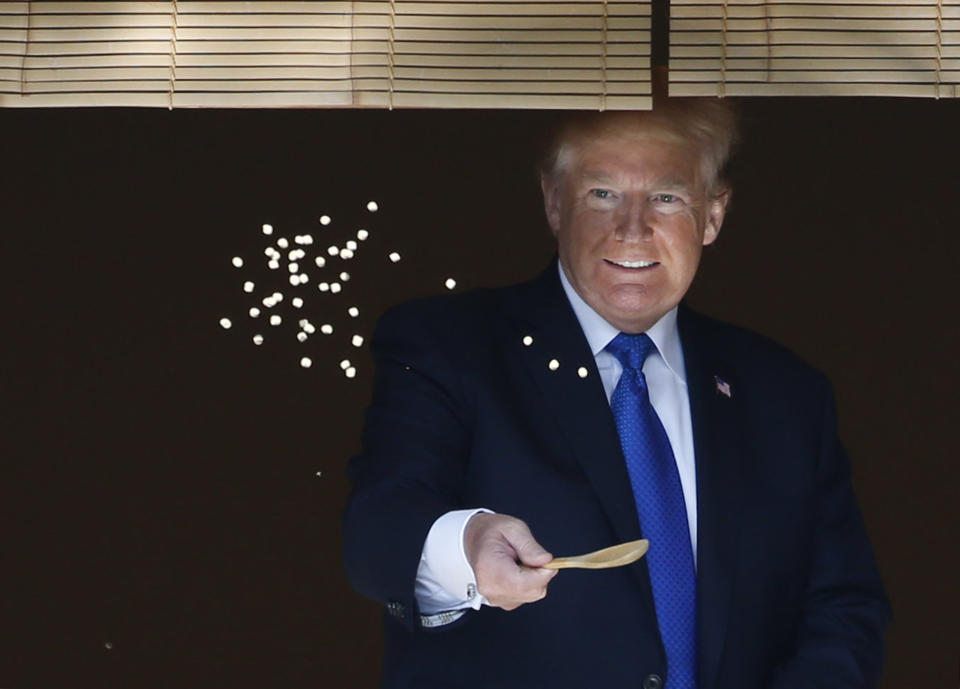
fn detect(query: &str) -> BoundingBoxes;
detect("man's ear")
[540,174,562,237]
[702,186,730,246]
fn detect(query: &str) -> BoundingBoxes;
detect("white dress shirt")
[414,262,697,619]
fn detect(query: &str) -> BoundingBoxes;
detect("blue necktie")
[607,333,697,689]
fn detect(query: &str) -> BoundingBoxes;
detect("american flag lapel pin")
[714,375,732,398]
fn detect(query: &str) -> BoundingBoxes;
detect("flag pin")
[714,375,732,398]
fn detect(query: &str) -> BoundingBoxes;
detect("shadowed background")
[1,99,957,688]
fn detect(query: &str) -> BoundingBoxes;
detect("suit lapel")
[500,262,659,625]
[679,306,746,689]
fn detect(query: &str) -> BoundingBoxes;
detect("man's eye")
[654,193,678,203]
[591,189,613,200]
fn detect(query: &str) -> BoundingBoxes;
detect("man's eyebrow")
[653,177,696,191]
[579,169,617,184]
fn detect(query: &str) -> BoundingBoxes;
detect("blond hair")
[539,99,739,194]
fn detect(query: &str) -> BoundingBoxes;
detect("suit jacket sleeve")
[769,374,891,688]
[342,298,474,630]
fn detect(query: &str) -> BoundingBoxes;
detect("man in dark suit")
[343,99,889,689]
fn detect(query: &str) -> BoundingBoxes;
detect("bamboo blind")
[670,0,959,97]
[0,1,652,109]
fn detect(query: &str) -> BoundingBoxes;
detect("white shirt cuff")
[415,508,492,615]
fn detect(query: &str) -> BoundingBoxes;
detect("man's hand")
[464,513,558,611]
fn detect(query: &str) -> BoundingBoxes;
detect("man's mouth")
[605,258,659,269]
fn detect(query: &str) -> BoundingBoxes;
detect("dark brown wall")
[1,99,956,688]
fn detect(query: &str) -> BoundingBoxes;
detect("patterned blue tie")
[607,333,697,689]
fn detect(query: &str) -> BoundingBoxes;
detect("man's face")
[542,133,728,334]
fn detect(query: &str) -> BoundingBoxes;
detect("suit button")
[642,674,662,689]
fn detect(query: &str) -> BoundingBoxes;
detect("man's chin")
[597,298,671,334]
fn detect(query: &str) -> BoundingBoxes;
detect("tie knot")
[606,332,657,372]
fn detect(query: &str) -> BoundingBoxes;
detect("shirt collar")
[557,261,686,384]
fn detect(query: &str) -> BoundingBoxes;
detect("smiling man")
[344,100,889,689]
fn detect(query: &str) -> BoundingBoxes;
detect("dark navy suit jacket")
[344,261,889,689]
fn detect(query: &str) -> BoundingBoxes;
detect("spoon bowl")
[540,539,649,570]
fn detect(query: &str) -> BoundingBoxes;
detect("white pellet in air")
[330,282,342,293]
[366,201,378,212]
[346,240,358,251]
[314,256,326,268]
[348,307,359,318]
[253,334,264,345]
[340,359,351,370]
[243,281,254,293]
[297,332,308,343]
[277,237,289,249]
[523,335,534,346]
[292,297,304,308]
[340,272,350,282]
[548,359,560,371]
[270,315,282,326]
[219,318,232,329]
[320,215,331,226]
[249,307,260,318]
[357,229,369,241]
[318,282,329,292]
[300,357,312,368]
[345,366,357,378]
[321,324,333,335]
[445,278,456,290]
[231,257,243,268]
[352,335,364,347]
[339,249,354,260]
[388,252,400,263]
[328,246,339,256]
[262,224,274,235]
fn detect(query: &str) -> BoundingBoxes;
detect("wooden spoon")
[539,539,649,570]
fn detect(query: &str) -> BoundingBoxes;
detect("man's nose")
[614,197,653,241]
